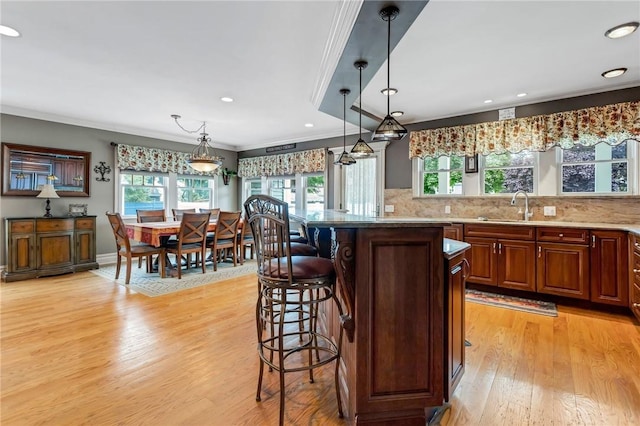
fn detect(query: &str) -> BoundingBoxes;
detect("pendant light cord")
[386,13,391,116]
[343,91,347,150]
[359,65,363,140]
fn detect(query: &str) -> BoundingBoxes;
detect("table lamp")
[36,184,60,217]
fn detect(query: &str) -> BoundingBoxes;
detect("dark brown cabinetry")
[536,227,590,300]
[2,217,98,282]
[591,230,628,306]
[465,224,536,291]
[444,224,463,241]
[630,233,640,321]
[444,249,469,401]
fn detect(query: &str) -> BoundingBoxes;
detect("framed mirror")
[2,142,91,197]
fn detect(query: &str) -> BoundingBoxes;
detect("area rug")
[465,289,558,317]
[90,260,257,297]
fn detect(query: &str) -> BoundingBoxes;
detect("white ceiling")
[1,0,639,152]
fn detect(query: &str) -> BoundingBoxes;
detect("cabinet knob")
[558,233,564,237]
[634,269,640,273]
[634,303,640,309]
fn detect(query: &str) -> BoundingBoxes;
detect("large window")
[268,177,296,209]
[560,142,629,194]
[304,174,325,211]
[421,156,463,195]
[483,151,535,194]
[177,176,213,210]
[120,172,167,216]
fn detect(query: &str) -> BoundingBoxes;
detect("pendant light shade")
[372,5,407,142]
[171,114,224,173]
[351,60,374,158]
[335,89,356,166]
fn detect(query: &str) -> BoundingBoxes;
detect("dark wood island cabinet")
[2,216,98,282]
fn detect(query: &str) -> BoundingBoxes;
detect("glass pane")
[562,145,595,163]
[123,187,165,216]
[485,151,534,168]
[612,142,627,160]
[423,157,440,172]
[450,171,463,194]
[305,175,324,211]
[562,164,595,192]
[484,168,533,193]
[611,162,628,192]
[120,173,132,184]
[423,173,438,194]
[450,156,464,169]
[132,175,143,185]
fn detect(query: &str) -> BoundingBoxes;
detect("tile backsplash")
[384,189,640,224]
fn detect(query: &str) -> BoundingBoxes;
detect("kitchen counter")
[443,237,470,259]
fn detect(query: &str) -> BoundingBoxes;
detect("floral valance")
[409,100,640,158]
[116,143,220,176]
[238,148,326,178]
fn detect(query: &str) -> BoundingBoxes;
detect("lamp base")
[43,198,52,217]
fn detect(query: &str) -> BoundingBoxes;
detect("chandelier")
[171,114,224,172]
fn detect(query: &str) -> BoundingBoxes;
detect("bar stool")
[244,194,344,426]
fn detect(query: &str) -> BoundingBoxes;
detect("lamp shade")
[37,184,60,199]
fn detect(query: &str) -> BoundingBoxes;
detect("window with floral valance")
[115,143,219,176]
[238,148,326,178]
[409,101,640,159]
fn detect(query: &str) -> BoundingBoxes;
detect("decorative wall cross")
[94,162,112,182]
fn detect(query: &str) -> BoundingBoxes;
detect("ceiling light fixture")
[605,22,639,39]
[171,114,224,172]
[390,111,404,117]
[484,99,493,104]
[220,97,234,103]
[335,89,356,166]
[0,25,20,37]
[516,93,527,98]
[351,60,374,158]
[601,68,627,78]
[304,123,314,128]
[372,5,407,142]
[381,88,398,96]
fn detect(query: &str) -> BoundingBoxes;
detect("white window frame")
[481,151,538,195]
[414,155,464,196]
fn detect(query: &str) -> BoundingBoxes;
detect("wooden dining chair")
[171,208,196,221]
[237,214,254,264]
[207,211,241,271]
[106,212,165,284]
[135,209,167,268]
[164,212,210,279]
[199,208,220,220]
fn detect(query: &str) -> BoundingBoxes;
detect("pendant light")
[372,5,407,142]
[335,89,356,165]
[350,60,374,158]
[171,114,224,172]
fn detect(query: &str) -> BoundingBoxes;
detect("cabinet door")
[75,230,95,264]
[445,253,466,402]
[537,243,590,299]
[498,239,536,291]
[9,234,36,273]
[590,230,628,306]
[37,231,74,270]
[465,237,497,286]
[443,224,463,241]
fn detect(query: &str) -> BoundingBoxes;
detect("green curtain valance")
[409,100,640,159]
[116,143,220,176]
[238,148,326,178]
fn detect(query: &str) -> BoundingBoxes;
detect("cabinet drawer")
[537,227,589,243]
[632,283,640,318]
[632,251,640,280]
[633,234,640,255]
[36,218,74,232]
[464,224,535,240]
[10,220,35,233]
[75,218,95,230]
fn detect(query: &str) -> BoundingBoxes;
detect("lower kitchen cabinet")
[630,233,640,321]
[591,230,628,306]
[444,224,464,241]
[536,227,590,300]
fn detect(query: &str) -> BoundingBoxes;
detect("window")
[421,156,463,195]
[120,172,167,216]
[483,151,535,194]
[304,174,325,211]
[177,176,213,210]
[560,142,629,194]
[269,177,296,209]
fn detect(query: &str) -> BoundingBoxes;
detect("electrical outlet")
[384,205,395,213]
[444,205,451,214]
[543,206,556,216]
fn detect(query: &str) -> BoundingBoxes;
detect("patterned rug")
[90,260,257,297]
[465,289,558,317]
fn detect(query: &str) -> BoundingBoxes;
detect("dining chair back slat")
[136,209,166,223]
[207,211,242,271]
[172,208,196,221]
[164,212,211,279]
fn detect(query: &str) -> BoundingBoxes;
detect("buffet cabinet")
[2,217,98,282]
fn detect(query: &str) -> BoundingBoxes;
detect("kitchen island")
[290,209,469,425]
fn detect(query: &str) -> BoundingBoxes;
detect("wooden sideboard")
[2,216,98,282]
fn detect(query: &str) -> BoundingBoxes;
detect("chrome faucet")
[510,190,533,221]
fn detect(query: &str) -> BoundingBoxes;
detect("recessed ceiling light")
[0,25,20,37]
[220,97,233,103]
[601,68,627,78]
[517,93,527,98]
[484,99,493,104]
[304,123,314,128]
[605,22,639,39]
[390,111,404,117]
[381,88,398,96]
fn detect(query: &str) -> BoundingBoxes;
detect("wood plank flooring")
[1,270,639,425]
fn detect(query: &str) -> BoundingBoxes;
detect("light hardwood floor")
[1,270,639,425]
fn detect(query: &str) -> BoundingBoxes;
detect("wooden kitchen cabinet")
[630,233,640,321]
[590,230,628,306]
[2,216,98,282]
[444,224,463,241]
[536,227,590,300]
[464,224,536,291]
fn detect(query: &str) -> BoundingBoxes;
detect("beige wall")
[385,189,640,224]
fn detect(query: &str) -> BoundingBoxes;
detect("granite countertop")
[443,238,470,259]
[290,209,450,228]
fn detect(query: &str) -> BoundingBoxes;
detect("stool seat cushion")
[290,242,318,257]
[164,241,202,251]
[290,236,308,244]
[262,256,335,280]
